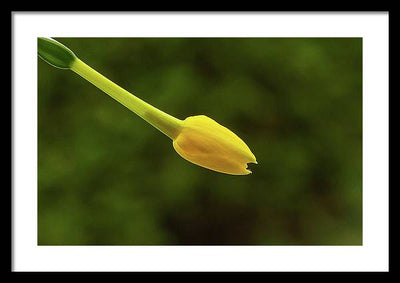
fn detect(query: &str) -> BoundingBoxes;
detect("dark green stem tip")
[38,37,77,69]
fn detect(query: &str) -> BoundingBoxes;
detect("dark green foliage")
[38,38,362,245]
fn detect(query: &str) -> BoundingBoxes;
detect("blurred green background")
[38,38,362,245]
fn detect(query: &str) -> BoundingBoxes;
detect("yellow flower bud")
[173,115,257,175]
[38,38,257,176]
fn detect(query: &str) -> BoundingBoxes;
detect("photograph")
[37,37,363,246]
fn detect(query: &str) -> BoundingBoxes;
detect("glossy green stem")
[38,37,183,140]
[71,59,183,139]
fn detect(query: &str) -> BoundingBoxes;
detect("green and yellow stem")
[70,59,183,139]
[38,37,183,140]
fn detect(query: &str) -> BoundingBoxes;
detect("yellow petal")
[172,115,257,175]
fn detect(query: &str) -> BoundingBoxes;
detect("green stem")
[70,59,183,139]
[38,37,184,140]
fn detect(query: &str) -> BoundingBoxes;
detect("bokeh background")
[38,38,362,245]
